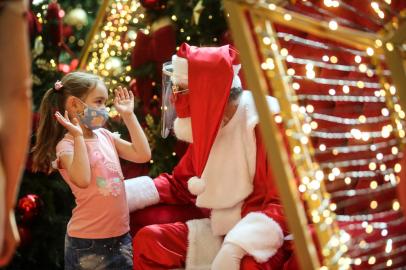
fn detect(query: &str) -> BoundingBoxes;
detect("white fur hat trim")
[172,54,188,86]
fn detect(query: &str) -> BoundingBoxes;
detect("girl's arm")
[55,111,91,188]
[113,87,151,163]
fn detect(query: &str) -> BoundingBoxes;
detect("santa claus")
[125,43,291,269]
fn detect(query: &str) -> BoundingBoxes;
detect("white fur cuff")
[124,176,160,212]
[224,212,284,263]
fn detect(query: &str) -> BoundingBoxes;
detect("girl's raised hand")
[114,86,134,117]
[55,111,83,137]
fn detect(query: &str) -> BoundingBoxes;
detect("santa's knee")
[133,225,163,259]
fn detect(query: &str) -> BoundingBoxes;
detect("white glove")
[212,242,247,270]
[224,212,284,263]
[124,176,160,212]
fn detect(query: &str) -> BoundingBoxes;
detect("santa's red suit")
[125,43,291,269]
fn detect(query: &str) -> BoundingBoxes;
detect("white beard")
[173,117,193,143]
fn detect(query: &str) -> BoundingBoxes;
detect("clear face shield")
[161,61,189,138]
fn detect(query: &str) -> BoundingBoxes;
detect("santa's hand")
[124,176,160,212]
[212,242,247,270]
[224,212,284,263]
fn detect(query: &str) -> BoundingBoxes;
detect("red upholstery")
[129,204,208,236]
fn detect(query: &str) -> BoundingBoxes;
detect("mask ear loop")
[73,97,87,118]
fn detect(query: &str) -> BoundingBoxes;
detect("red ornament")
[27,9,42,40]
[132,77,154,111]
[140,0,167,10]
[18,226,32,247]
[17,194,42,223]
[130,24,176,117]
[45,1,64,47]
[58,58,79,73]
[131,24,176,70]
[63,25,73,39]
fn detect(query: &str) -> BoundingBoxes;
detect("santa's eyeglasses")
[172,84,189,95]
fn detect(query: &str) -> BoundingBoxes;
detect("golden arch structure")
[224,1,406,270]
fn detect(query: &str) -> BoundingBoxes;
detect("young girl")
[32,71,151,270]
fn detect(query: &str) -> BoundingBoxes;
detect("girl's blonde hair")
[32,71,104,174]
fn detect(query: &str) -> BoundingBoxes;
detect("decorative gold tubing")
[223,1,320,269]
[78,0,111,70]
[382,15,406,44]
[374,53,406,148]
[230,1,379,52]
[250,12,343,270]
[381,18,406,129]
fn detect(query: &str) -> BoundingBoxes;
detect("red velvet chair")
[129,204,208,237]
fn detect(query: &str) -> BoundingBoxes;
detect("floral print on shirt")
[91,147,123,197]
[96,177,122,197]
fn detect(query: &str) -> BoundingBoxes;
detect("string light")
[277,32,372,57]
[263,36,271,45]
[286,55,391,75]
[371,2,385,19]
[268,3,276,10]
[324,0,340,8]
[366,47,375,56]
[368,256,376,264]
[330,55,338,63]
[320,153,401,170]
[297,94,385,103]
[328,20,338,30]
[83,0,141,99]
[293,76,381,88]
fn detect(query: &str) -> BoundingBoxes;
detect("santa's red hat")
[172,43,240,194]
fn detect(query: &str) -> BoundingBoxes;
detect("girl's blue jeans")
[64,232,133,270]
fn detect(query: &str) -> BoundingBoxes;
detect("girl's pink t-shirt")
[55,128,129,239]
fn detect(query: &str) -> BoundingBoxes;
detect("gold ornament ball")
[127,30,137,41]
[65,8,88,28]
[105,57,123,76]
